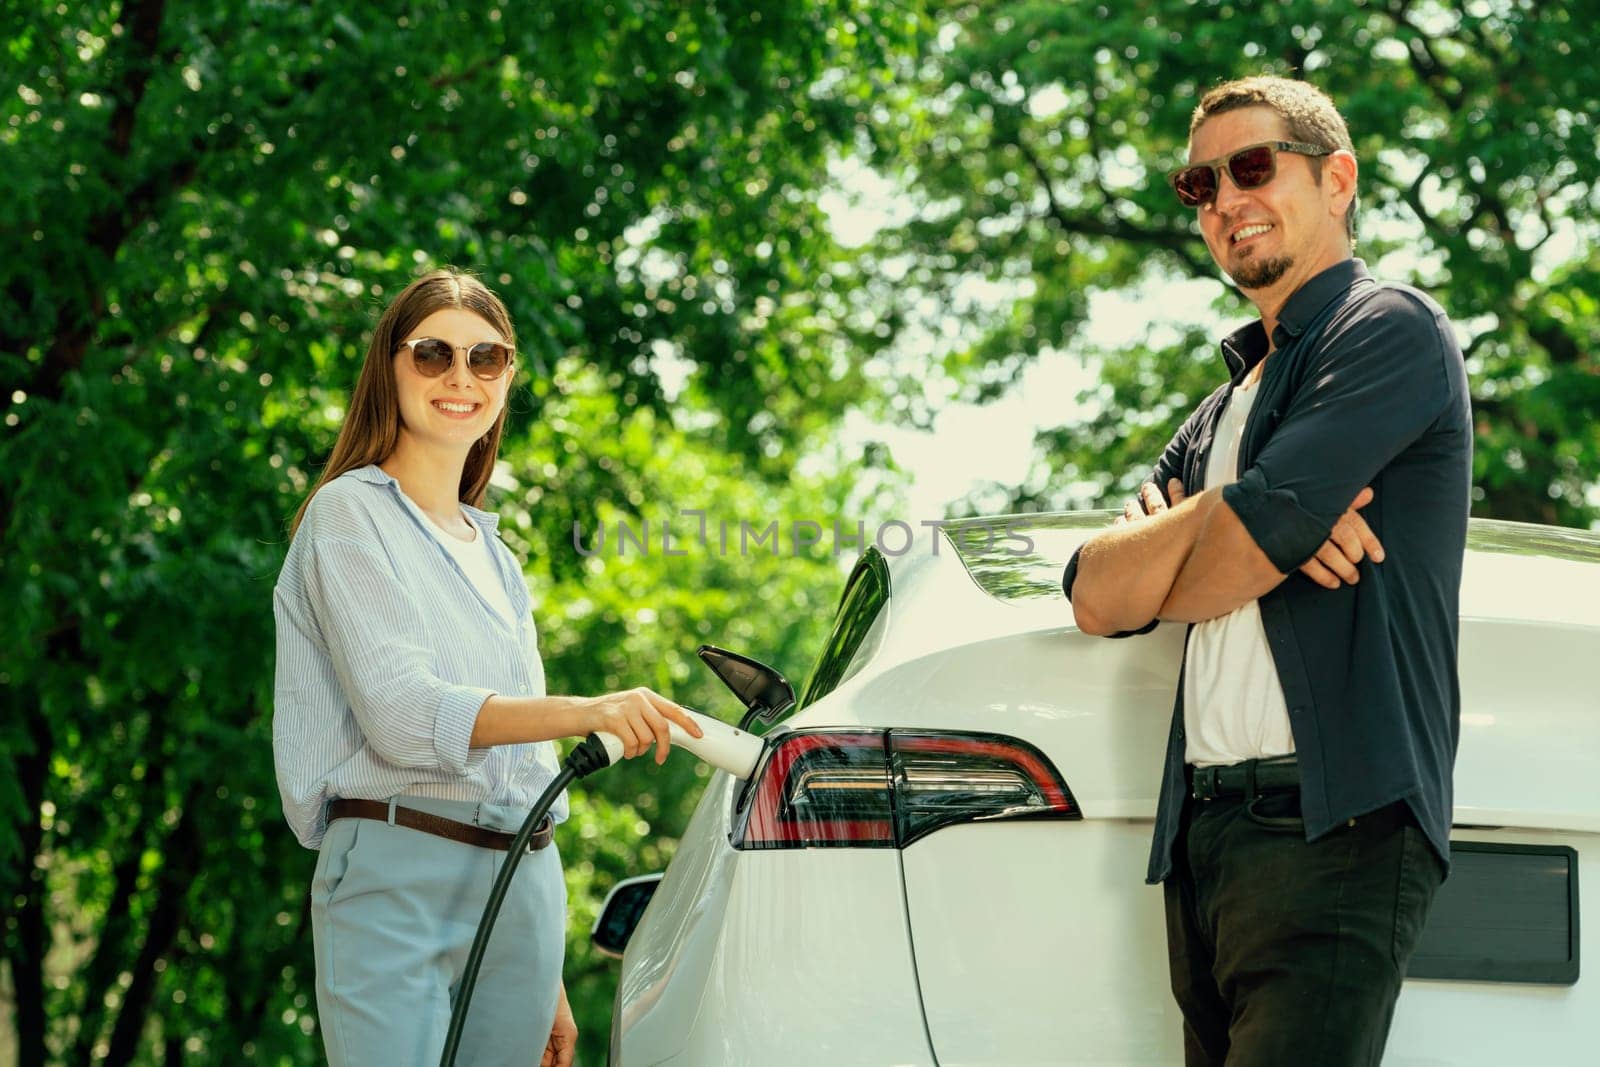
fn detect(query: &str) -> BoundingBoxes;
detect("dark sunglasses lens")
[1174,166,1216,207]
[1227,145,1277,189]
[467,343,510,379]
[411,339,454,377]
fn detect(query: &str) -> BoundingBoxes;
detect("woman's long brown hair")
[289,269,518,537]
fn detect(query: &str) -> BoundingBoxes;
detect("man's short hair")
[1190,76,1358,242]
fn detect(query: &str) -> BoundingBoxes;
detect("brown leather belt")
[327,798,554,853]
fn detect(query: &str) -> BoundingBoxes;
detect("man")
[1062,77,1472,1065]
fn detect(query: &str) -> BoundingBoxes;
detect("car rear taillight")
[733,730,1079,850]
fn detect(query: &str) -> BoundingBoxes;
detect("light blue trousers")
[310,796,566,1067]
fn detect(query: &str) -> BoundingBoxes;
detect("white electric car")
[594,513,1597,1065]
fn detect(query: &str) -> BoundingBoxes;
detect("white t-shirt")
[1182,379,1296,767]
[420,510,518,625]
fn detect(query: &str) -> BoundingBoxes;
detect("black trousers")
[1163,789,1444,1067]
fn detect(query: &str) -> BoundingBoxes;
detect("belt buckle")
[1192,766,1219,801]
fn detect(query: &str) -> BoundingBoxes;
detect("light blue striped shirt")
[273,465,568,849]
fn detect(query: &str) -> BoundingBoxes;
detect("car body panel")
[900,820,1184,1066]
[616,772,934,1066]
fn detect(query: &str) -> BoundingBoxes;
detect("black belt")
[327,798,554,853]
[1188,756,1299,801]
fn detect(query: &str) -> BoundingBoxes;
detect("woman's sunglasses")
[397,338,514,380]
[1169,140,1333,208]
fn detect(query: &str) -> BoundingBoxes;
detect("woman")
[273,268,699,1067]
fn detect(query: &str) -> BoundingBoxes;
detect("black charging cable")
[440,733,616,1067]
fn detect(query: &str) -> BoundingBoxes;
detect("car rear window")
[796,548,890,710]
[944,514,1104,603]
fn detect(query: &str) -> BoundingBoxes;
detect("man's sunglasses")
[1169,140,1333,208]
[397,338,514,380]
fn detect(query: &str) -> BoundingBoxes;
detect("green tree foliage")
[1,1,917,1063]
[855,0,1600,524]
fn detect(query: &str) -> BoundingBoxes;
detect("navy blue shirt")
[1064,259,1473,884]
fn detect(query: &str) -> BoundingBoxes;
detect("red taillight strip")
[734,729,1079,850]
[890,733,1072,811]
[740,731,891,846]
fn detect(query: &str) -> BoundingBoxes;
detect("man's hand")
[1117,479,1185,525]
[541,983,578,1067]
[1131,479,1383,590]
[1297,486,1385,588]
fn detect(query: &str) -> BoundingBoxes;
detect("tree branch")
[33,0,172,404]
[1526,319,1584,368]
[68,763,162,1064]
[103,781,207,1067]
[1398,166,1455,247]
[106,0,169,159]
[232,892,313,1055]
[427,53,501,90]
[2,626,74,1067]
[1389,0,1466,113]
[1387,0,1526,272]
[1011,134,1211,276]
[1462,324,1499,362]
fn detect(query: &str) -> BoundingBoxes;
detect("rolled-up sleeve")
[1062,545,1085,602]
[1062,545,1160,638]
[1222,290,1454,572]
[304,536,493,773]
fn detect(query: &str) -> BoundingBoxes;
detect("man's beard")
[1229,252,1292,290]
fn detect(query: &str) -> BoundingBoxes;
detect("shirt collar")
[352,463,501,534]
[1219,258,1370,382]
